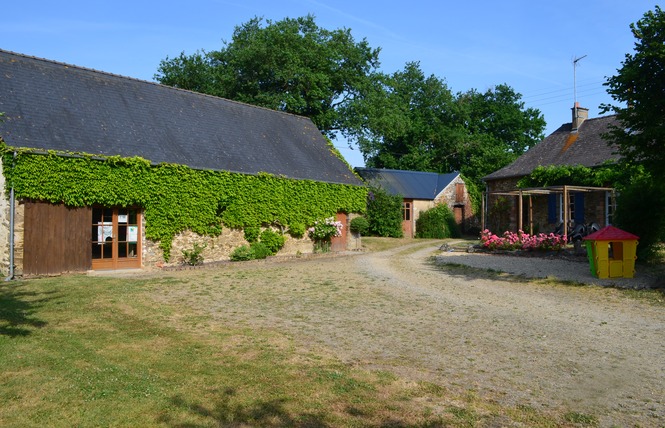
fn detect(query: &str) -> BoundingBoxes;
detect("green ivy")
[517,164,620,188]
[1,145,367,261]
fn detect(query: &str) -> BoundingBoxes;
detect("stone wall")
[13,202,24,276]
[434,175,477,232]
[485,177,521,233]
[0,162,25,277]
[3,195,359,272]
[0,162,8,276]
[144,223,352,267]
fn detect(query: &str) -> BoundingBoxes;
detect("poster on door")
[97,222,113,242]
[128,226,138,242]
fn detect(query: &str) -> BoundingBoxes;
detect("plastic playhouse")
[583,225,639,279]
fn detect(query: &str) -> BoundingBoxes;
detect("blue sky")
[3,1,656,167]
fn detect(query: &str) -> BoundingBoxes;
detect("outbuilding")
[355,167,473,237]
[0,50,366,276]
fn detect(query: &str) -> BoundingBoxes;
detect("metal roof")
[355,168,460,200]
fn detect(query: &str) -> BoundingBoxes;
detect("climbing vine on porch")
[1,145,367,260]
[516,164,620,188]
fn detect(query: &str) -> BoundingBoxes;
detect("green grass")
[0,272,593,427]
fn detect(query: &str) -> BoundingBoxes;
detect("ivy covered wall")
[1,146,367,260]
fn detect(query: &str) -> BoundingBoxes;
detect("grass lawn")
[1,261,608,427]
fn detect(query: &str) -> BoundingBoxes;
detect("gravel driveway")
[153,240,665,427]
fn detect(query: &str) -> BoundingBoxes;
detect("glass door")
[92,207,141,270]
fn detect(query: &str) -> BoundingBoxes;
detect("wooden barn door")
[91,207,141,270]
[330,212,348,252]
[23,202,92,275]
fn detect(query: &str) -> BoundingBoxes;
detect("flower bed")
[480,230,567,252]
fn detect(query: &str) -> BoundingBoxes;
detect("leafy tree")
[366,187,403,238]
[345,62,461,172]
[459,84,544,156]
[602,6,665,259]
[348,63,545,212]
[156,15,381,137]
[614,175,665,262]
[602,6,665,180]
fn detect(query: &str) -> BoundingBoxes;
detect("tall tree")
[602,6,665,260]
[455,84,545,180]
[602,6,665,180]
[348,63,545,187]
[346,62,461,172]
[156,15,381,137]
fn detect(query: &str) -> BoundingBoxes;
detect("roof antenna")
[572,55,587,131]
[573,54,587,105]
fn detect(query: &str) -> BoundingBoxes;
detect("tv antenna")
[572,55,587,131]
[573,54,587,105]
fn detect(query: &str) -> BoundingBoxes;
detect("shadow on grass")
[0,284,50,337]
[159,389,435,428]
[159,388,330,427]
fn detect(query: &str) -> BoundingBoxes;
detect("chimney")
[571,102,589,132]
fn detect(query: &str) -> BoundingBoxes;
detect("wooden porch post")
[529,195,533,235]
[518,190,523,232]
[481,191,486,231]
[563,185,569,238]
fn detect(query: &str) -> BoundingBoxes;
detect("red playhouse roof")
[583,225,639,241]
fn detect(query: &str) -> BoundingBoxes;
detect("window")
[561,193,575,224]
[402,201,412,221]
[556,193,584,224]
[606,191,617,225]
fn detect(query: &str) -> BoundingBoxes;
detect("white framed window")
[559,193,575,223]
[606,191,617,225]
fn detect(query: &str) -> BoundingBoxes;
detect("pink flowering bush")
[480,229,567,252]
[308,217,343,252]
[308,217,343,240]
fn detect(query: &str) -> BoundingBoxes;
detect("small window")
[402,202,412,221]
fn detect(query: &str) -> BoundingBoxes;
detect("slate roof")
[355,167,460,200]
[0,50,361,186]
[483,114,621,181]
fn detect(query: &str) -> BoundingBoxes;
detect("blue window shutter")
[574,193,585,223]
[548,194,557,223]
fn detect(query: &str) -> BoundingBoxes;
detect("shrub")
[614,176,665,262]
[260,229,286,255]
[366,187,403,238]
[349,216,370,235]
[243,226,261,243]
[249,241,271,259]
[182,242,206,266]
[288,222,306,238]
[230,245,254,261]
[415,204,459,239]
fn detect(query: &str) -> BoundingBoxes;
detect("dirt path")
[152,241,665,426]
